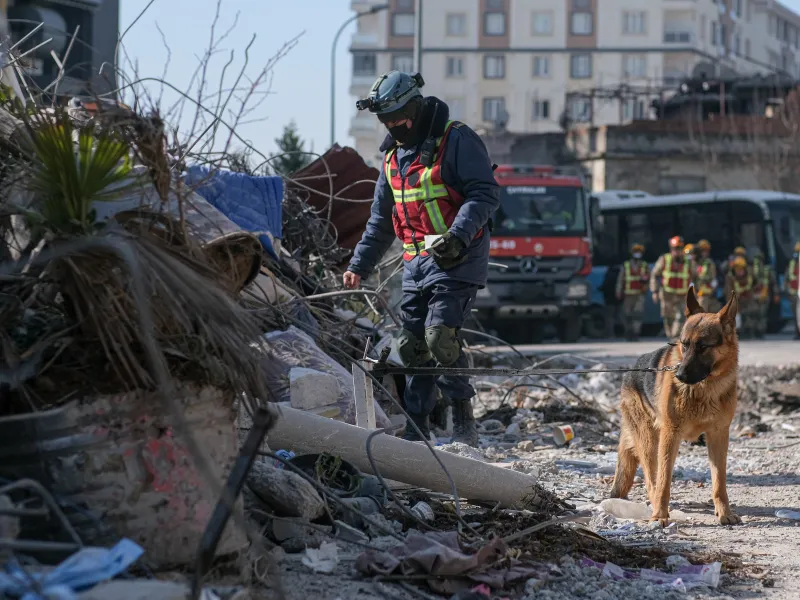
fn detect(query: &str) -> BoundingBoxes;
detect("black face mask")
[388,124,413,144]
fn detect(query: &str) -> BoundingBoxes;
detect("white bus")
[587,190,800,334]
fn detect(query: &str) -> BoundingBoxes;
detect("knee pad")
[393,329,431,367]
[425,325,461,366]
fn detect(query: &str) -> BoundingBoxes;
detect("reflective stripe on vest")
[733,273,753,296]
[623,260,648,295]
[662,254,691,295]
[384,121,460,258]
[789,259,799,291]
[696,259,715,296]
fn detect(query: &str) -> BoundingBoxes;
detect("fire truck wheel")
[558,317,582,344]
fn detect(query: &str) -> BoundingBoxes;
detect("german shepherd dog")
[610,288,742,526]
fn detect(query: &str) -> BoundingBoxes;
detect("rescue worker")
[785,242,800,339]
[725,256,757,338]
[694,239,719,313]
[723,246,749,277]
[684,243,695,260]
[615,243,650,341]
[650,235,695,341]
[752,248,779,339]
[343,71,499,447]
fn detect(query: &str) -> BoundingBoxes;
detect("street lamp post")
[330,3,389,148]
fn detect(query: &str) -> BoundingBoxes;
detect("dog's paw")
[716,511,742,525]
[649,514,670,528]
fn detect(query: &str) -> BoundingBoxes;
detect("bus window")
[730,200,766,255]
[622,208,677,262]
[767,201,800,271]
[592,212,620,267]
[676,203,732,262]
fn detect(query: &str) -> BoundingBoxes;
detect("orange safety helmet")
[684,243,694,255]
[669,235,684,249]
[794,241,800,252]
[631,243,645,254]
[731,256,748,269]
[733,246,747,256]
[696,239,711,251]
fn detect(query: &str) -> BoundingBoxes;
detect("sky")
[119,0,357,160]
[119,0,800,160]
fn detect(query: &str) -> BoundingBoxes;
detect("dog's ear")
[685,286,703,317]
[718,292,739,330]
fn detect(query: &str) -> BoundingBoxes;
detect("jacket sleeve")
[615,265,624,297]
[441,126,500,245]
[347,167,396,279]
[649,255,665,293]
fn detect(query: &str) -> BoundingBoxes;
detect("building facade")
[5,0,119,96]
[348,0,800,166]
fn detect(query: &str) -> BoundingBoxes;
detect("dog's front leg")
[650,426,681,527]
[706,427,742,525]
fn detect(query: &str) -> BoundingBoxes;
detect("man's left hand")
[428,231,466,270]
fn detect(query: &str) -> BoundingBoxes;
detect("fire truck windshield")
[495,186,586,236]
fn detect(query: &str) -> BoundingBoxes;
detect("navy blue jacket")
[348,98,500,291]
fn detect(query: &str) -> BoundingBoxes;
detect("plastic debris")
[301,541,339,574]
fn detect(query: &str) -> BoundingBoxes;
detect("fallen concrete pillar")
[269,407,538,508]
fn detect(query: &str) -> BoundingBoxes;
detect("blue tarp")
[185,166,283,258]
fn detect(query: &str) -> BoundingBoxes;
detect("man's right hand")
[343,271,361,290]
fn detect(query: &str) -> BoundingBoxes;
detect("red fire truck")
[474,165,592,343]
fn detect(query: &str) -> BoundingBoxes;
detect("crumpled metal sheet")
[289,145,379,251]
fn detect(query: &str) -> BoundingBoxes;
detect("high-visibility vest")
[732,273,754,298]
[789,259,799,291]
[623,260,648,295]
[754,260,771,300]
[696,259,715,296]
[662,254,691,295]
[384,120,479,260]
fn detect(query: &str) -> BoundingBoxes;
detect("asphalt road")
[496,334,799,366]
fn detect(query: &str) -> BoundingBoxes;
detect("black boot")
[451,399,478,447]
[402,412,431,443]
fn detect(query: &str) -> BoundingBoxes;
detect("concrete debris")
[301,541,339,574]
[289,367,341,410]
[438,441,487,462]
[246,459,326,520]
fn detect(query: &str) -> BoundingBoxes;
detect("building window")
[483,55,505,79]
[623,98,646,120]
[483,97,506,122]
[446,97,465,120]
[532,11,553,35]
[623,11,646,34]
[486,0,504,9]
[569,97,591,122]
[392,53,414,73]
[711,21,726,46]
[396,0,414,9]
[446,13,466,36]
[392,13,415,36]
[532,99,550,121]
[484,12,506,36]
[570,54,592,78]
[733,34,741,55]
[532,55,550,77]
[446,56,464,78]
[353,52,377,77]
[571,12,593,35]
[745,38,751,57]
[623,54,646,78]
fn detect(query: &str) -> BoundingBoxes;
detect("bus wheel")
[583,306,607,339]
[559,317,582,344]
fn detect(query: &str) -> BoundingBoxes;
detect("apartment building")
[348,0,800,166]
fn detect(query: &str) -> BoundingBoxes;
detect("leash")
[371,363,681,378]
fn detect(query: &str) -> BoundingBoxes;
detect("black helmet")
[356,71,424,118]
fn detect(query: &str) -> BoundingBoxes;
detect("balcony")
[663,30,694,44]
[351,32,379,47]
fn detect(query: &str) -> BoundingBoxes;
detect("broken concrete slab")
[271,517,331,543]
[290,367,341,410]
[247,459,325,520]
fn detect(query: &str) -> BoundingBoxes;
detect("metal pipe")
[300,289,401,327]
[413,0,423,72]
[330,3,389,148]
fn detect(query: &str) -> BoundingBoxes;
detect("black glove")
[428,231,466,270]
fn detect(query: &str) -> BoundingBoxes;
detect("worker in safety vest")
[615,243,650,341]
[722,246,749,278]
[650,235,695,341]
[784,242,800,339]
[694,239,719,313]
[752,248,779,339]
[344,71,499,447]
[725,256,757,338]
